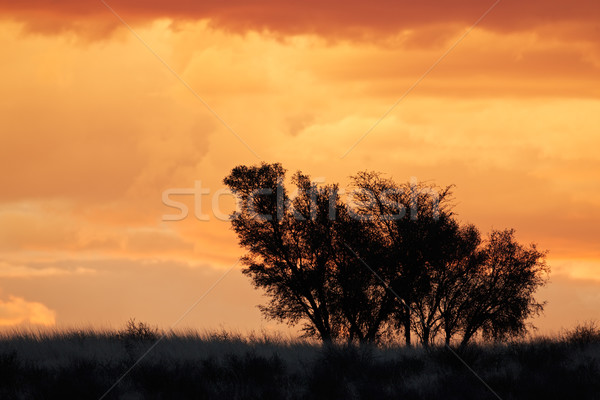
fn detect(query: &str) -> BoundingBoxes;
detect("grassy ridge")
[1,323,599,399]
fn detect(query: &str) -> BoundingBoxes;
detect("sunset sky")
[0,0,599,335]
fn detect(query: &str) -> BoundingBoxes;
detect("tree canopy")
[224,163,549,347]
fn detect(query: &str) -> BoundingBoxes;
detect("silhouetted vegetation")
[0,325,599,399]
[224,163,549,347]
[118,318,159,341]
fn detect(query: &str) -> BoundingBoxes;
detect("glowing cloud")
[0,295,56,327]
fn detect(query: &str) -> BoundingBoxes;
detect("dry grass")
[0,322,599,399]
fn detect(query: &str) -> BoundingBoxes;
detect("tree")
[224,163,334,341]
[349,171,456,346]
[448,229,548,347]
[224,163,549,347]
[409,222,482,347]
[224,163,392,343]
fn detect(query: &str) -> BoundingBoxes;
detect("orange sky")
[0,1,599,335]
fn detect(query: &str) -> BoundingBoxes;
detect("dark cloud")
[1,0,598,41]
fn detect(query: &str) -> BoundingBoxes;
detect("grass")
[0,322,599,399]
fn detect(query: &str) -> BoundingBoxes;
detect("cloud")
[0,21,214,205]
[551,259,600,282]
[1,0,599,42]
[0,261,95,278]
[1,257,266,333]
[0,295,56,326]
[1,18,598,263]
[0,202,203,260]
[123,228,195,253]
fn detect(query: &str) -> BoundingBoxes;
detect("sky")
[0,0,599,335]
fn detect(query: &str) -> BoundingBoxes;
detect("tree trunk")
[459,329,476,350]
[404,312,411,346]
[320,330,332,344]
[422,327,430,348]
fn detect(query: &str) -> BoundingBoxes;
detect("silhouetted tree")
[328,206,396,343]
[447,229,548,347]
[349,171,455,346]
[408,222,482,347]
[224,163,394,343]
[224,163,549,347]
[224,164,333,341]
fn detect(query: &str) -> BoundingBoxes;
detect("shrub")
[564,321,600,346]
[117,318,159,341]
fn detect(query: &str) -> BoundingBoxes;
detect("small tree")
[452,229,549,347]
[118,318,159,341]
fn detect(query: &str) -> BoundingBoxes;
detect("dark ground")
[1,325,599,399]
